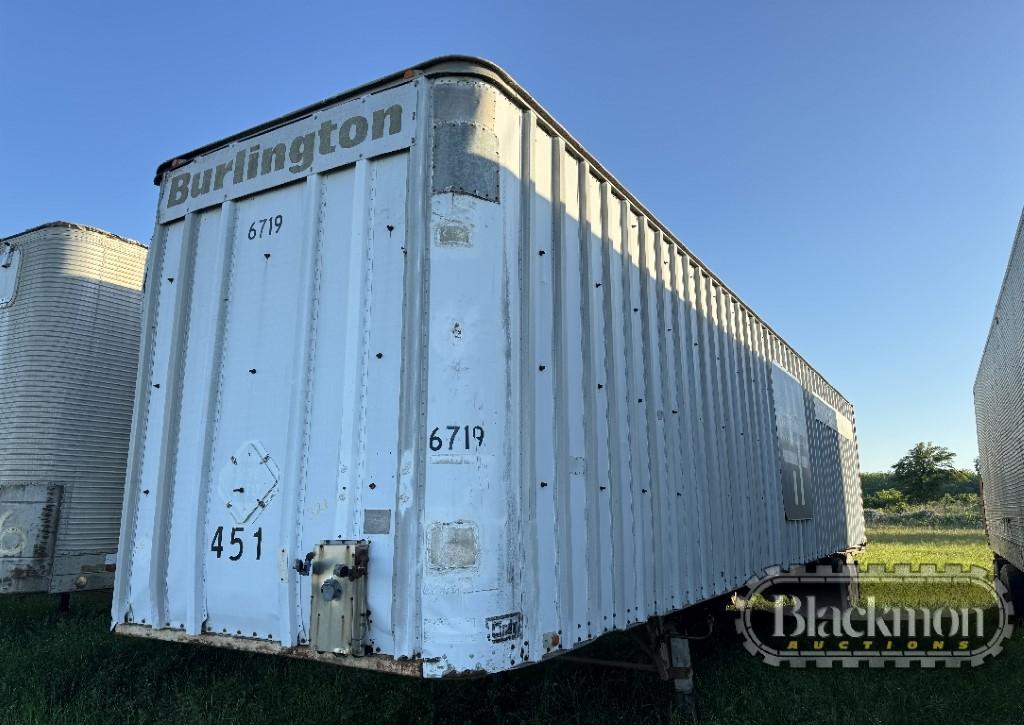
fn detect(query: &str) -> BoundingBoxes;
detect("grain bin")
[976,209,1024,608]
[113,56,865,676]
[0,222,146,595]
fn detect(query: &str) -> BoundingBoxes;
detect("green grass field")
[2,527,1020,725]
[853,526,996,609]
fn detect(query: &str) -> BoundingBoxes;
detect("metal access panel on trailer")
[0,222,147,594]
[976,210,1024,572]
[113,57,865,677]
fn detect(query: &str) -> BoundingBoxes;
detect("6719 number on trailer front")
[428,425,484,452]
[247,215,283,239]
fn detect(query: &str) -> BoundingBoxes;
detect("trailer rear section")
[113,57,865,677]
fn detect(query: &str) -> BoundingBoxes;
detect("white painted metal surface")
[114,57,865,676]
[0,222,146,593]
[976,210,1024,571]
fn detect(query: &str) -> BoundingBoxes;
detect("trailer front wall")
[114,60,864,676]
[0,223,146,593]
[976,212,1024,570]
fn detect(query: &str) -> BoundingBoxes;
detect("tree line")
[861,442,979,503]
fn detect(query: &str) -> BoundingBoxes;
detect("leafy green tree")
[891,442,957,502]
[864,488,908,511]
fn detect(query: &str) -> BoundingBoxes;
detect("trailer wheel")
[998,562,1024,619]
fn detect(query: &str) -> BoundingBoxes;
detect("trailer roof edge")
[2,220,146,248]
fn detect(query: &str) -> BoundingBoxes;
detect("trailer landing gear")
[657,628,696,720]
[558,616,701,721]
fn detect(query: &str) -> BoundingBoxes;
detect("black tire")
[998,561,1024,618]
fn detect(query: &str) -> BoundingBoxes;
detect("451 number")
[210,526,263,561]
[429,425,485,452]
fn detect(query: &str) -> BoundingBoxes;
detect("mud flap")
[0,484,63,593]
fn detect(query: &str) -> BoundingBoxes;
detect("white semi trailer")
[976,209,1024,612]
[0,222,146,596]
[113,57,865,678]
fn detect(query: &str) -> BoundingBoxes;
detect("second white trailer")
[114,56,865,676]
[976,209,1024,610]
[0,222,146,595]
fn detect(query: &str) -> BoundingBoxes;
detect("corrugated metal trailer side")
[114,57,864,677]
[0,222,146,594]
[976,210,1024,572]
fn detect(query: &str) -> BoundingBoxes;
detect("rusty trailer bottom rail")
[114,624,424,677]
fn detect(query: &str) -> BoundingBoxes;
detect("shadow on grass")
[0,592,678,724]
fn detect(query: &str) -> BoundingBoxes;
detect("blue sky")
[2,1,1020,472]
